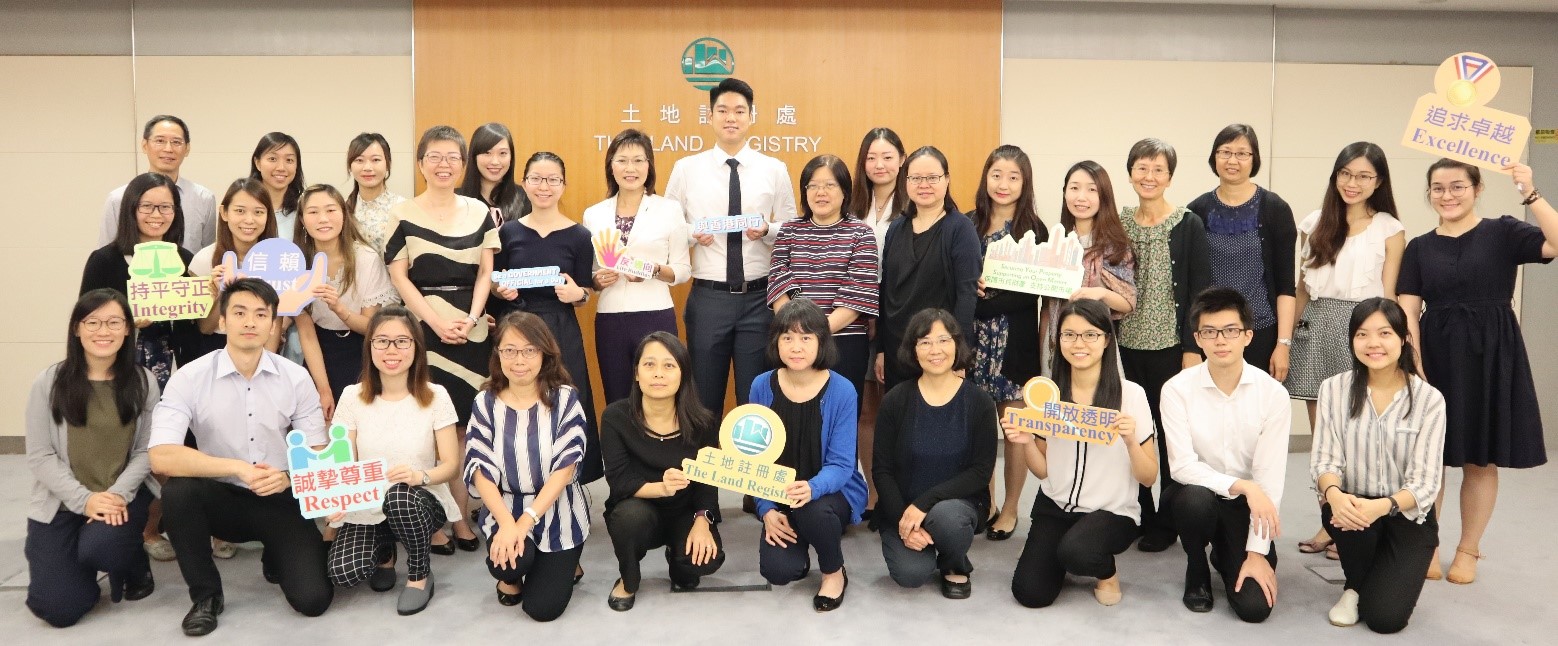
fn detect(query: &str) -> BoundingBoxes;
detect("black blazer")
[871,379,997,528]
[882,210,984,350]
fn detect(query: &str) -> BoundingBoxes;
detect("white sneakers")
[1328,589,1360,627]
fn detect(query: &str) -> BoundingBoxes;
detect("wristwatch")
[420,471,431,486]
[1277,338,1293,347]
[1386,497,1400,517]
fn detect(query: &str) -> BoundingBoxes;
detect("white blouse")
[581,193,692,314]
[334,384,462,526]
[1298,211,1404,300]
[308,242,400,331]
[860,194,896,268]
[1038,381,1155,523]
[355,191,408,255]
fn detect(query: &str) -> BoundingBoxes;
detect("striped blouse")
[1309,372,1446,523]
[465,386,591,552]
[766,216,880,336]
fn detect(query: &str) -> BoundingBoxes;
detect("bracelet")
[1322,484,1341,499]
[523,507,541,523]
[465,314,478,324]
[1521,188,1543,206]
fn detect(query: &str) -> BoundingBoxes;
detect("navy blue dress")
[1398,215,1550,468]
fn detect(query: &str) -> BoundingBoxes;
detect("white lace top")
[1298,211,1404,300]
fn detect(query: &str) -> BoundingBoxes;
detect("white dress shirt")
[99,175,218,253]
[1162,361,1291,554]
[663,146,797,282]
[582,193,692,313]
[148,349,326,488]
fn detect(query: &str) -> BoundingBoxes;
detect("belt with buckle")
[693,277,769,294]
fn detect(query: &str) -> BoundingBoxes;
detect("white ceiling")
[1013,0,1558,12]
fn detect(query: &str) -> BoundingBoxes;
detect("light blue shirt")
[149,348,325,488]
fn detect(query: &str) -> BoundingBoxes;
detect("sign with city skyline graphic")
[682,404,794,504]
[681,37,734,90]
[981,224,1085,298]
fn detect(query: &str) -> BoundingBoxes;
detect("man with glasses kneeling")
[1160,287,1290,623]
[148,278,333,636]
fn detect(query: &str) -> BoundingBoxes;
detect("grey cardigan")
[26,364,159,523]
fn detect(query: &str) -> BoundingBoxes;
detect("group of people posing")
[26,77,1555,636]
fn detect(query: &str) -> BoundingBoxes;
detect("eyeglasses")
[611,157,648,167]
[906,174,946,185]
[147,137,186,150]
[81,317,127,333]
[1195,327,1248,340]
[915,335,955,351]
[1059,330,1107,344]
[1215,150,1254,161]
[1430,184,1472,198]
[805,182,841,193]
[1132,166,1170,178]
[370,336,413,350]
[524,176,565,187]
[1337,170,1378,185]
[137,202,176,215]
[422,153,463,166]
[498,346,542,360]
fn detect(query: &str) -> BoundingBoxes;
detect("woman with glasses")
[1186,125,1297,378]
[294,185,399,421]
[490,152,602,491]
[1288,143,1404,557]
[769,154,879,402]
[385,125,496,553]
[1116,138,1210,554]
[323,307,461,616]
[459,123,530,225]
[25,290,159,627]
[1007,299,1156,608]
[874,309,996,599]
[584,130,692,404]
[1397,159,1556,583]
[468,312,592,622]
[877,146,982,392]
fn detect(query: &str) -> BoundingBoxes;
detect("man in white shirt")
[149,278,332,636]
[664,78,798,412]
[99,115,217,252]
[1162,287,1290,622]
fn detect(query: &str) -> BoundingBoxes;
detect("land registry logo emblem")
[682,37,734,90]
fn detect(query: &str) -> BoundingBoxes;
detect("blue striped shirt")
[465,386,590,552]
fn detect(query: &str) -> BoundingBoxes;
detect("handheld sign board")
[690,213,765,235]
[287,424,391,519]
[681,404,795,504]
[126,241,213,321]
[981,225,1085,299]
[492,267,565,290]
[1401,52,1531,174]
[592,228,657,280]
[219,238,329,316]
[1003,377,1121,446]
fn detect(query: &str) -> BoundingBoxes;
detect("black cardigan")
[598,399,721,522]
[1187,188,1297,330]
[881,210,984,351]
[871,379,997,528]
[79,243,202,366]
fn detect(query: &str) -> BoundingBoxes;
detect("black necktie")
[725,158,744,286]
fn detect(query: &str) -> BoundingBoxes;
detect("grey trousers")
[879,498,979,588]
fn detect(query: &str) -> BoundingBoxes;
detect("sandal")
[1448,547,1482,585]
[1297,536,1334,554]
[1325,544,1339,561]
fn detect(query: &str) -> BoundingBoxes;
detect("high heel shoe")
[812,569,848,612]
[1448,547,1482,584]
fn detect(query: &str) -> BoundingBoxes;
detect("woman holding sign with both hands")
[873,309,996,599]
[600,332,724,611]
[750,299,868,612]
[1007,299,1157,608]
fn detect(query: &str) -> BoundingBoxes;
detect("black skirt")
[315,324,365,400]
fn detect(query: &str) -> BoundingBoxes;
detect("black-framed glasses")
[524,176,565,187]
[1059,330,1107,344]
[1215,150,1254,161]
[906,174,946,185]
[81,317,127,332]
[370,336,413,350]
[137,203,176,215]
[1195,327,1248,340]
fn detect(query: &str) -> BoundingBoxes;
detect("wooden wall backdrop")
[415,0,1001,413]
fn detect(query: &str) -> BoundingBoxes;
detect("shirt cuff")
[1245,533,1272,555]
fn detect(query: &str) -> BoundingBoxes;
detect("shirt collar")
[716,145,759,167]
[214,349,281,380]
[1194,360,1260,391]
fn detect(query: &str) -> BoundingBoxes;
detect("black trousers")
[1011,493,1138,608]
[686,286,773,412]
[486,539,584,622]
[604,498,726,593]
[1171,485,1277,623]
[161,477,332,616]
[759,491,851,585]
[1244,323,1277,374]
[1121,345,1183,535]
[834,334,870,414]
[1323,504,1438,634]
[25,488,152,628]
